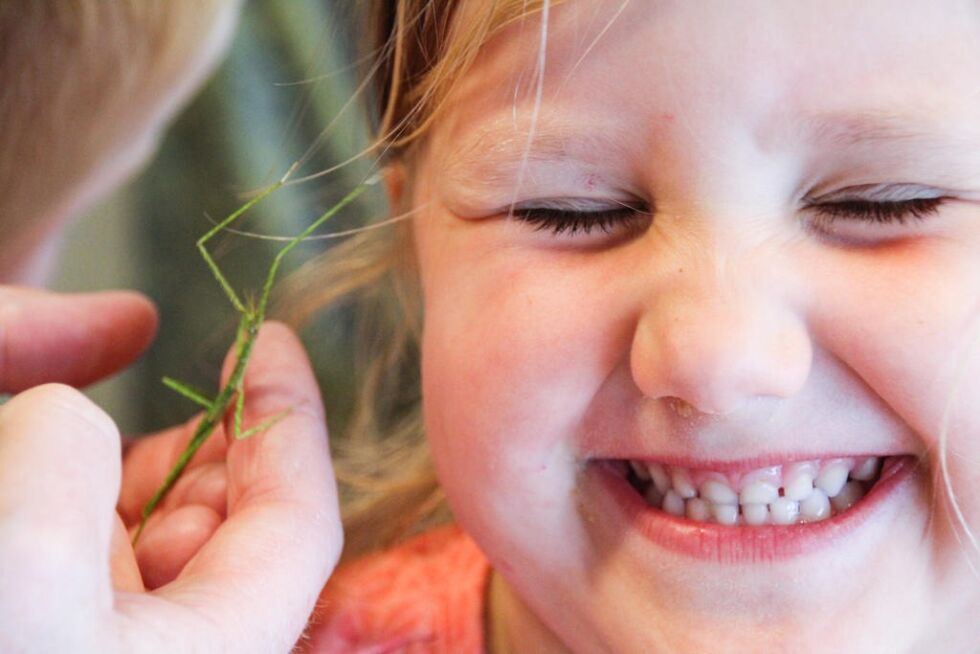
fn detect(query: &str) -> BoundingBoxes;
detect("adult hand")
[0,291,342,653]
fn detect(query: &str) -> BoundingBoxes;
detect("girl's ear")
[383,162,407,210]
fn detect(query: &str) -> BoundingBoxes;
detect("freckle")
[677,267,684,273]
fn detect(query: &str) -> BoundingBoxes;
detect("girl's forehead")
[436,0,979,155]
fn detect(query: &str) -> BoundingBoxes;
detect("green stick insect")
[132,172,374,546]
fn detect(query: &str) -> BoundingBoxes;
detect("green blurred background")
[53,0,384,437]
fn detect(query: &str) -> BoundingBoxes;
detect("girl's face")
[411,1,980,651]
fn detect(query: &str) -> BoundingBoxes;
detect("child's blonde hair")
[0,0,238,277]
[279,0,554,560]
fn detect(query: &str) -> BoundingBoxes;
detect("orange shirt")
[296,525,490,653]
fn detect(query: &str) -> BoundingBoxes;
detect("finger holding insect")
[126,467,227,591]
[117,414,228,526]
[132,503,222,590]
[157,460,228,519]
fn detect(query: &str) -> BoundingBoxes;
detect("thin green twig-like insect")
[132,175,373,546]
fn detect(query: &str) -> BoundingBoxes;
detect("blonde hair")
[278,0,553,560]
[0,0,238,276]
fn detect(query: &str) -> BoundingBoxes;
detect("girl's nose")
[630,270,812,416]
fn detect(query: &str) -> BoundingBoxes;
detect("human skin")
[0,322,342,652]
[410,1,980,652]
[0,3,343,650]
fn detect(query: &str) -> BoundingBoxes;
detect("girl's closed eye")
[510,198,652,237]
[805,183,952,241]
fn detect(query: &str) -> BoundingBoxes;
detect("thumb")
[0,385,119,648]
[0,287,157,392]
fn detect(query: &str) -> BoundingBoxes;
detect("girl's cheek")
[810,239,980,438]
[422,253,613,440]
[807,238,980,546]
[417,232,634,533]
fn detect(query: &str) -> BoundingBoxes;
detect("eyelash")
[512,206,649,236]
[807,197,947,224]
[513,197,948,236]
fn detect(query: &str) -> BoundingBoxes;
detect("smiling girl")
[1,1,978,652]
[300,1,980,652]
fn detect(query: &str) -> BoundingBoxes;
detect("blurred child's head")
[0,0,240,281]
[352,1,980,650]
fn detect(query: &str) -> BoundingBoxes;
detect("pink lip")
[582,455,917,564]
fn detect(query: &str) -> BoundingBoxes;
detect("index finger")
[152,322,341,652]
[0,288,157,393]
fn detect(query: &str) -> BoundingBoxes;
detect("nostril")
[666,397,696,418]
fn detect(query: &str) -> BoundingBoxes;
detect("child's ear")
[383,162,407,210]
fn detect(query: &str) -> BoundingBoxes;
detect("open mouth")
[608,455,900,527]
[584,454,917,561]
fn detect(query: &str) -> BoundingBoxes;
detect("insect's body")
[133,179,370,545]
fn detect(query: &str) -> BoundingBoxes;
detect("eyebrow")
[791,110,971,148]
[441,120,625,189]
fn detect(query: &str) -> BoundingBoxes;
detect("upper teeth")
[627,457,884,526]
